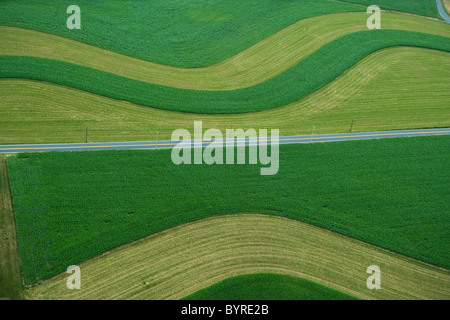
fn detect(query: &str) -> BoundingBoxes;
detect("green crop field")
[6,136,450,284]
[182,273,359,300]
[26,215,450,300]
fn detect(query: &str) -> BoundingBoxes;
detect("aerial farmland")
[0,0,449,308]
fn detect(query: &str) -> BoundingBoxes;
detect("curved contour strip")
[1,46,449,144]
[1,12,449,90]
[27,215,450,300]
[1,30,450,114]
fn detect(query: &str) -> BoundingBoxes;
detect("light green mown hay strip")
[1,47,449,144]
[182,273,359,300]
[1,12,448,90]
[26,215,450,300]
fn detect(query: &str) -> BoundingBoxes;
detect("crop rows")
[1,12,448,91]
[1,30,449,114]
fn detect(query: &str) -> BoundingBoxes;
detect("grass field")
[7,136,449,284]
[0,156,23,300]
[26,215,450,300]
[0,0,363,67]
[182,273,358,300]
[1,12,448,91]
[339,0,440,19]
[1,47,449,144]
[2,30,449,114]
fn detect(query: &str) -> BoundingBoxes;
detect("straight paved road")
[0,128,449,154]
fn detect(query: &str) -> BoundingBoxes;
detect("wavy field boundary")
[2,30,450,114]
[1,47,449,144]
[0,0,364,67]
[26,215,450,300]
[1,12,449,90]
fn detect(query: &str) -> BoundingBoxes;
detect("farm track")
[27,215,450,300]
[0,156,23,299]
[1,47,449,143]
[1,12,449,91]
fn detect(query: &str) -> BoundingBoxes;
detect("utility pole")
[311,125,315,143]
[156,130,159,147]
[350,120,355,133]
[85,128,88,143]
